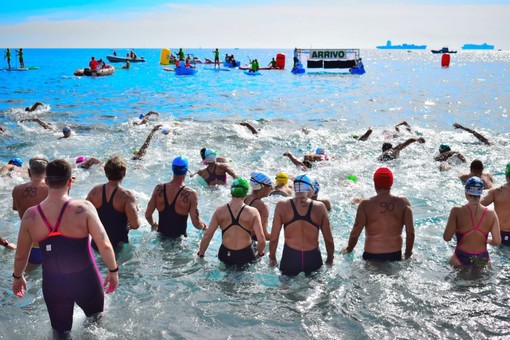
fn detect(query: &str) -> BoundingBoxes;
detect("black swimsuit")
[218,204,256,266]
[158,185,188,238]
[92,184,128,250]
[280,200,323,276]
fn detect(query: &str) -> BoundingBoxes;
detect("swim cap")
[294,174,313,193]
[75,156,87,164]
[161,127,170,135]
[439,144,451,153]
[172,156,188,175]
[9,157,23,167]
[315,147,325,155]
[139,114,145,119]
[275,172,289,186]
[506,162,510,177]
[373,167,393,189]
[465,176,483,196]
[347,174,358,182]
[204,149,217,163]
[250,172,272,190]
[63,126,71,134]
[313,180,320,195]
[231,177,250,197]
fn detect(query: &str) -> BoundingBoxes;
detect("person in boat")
[196,149,237,186]
[178,48,185,62]
[16,48,25,68]
[89,56,98,73]
[245,172,273,241]
[123,60,130,69]
[12,155,49,270]
[225,53,230,63]
[453,123,491,146]
[132,125,162,160]
[343,168,415,261]
[269,172,293,197]
[378,137,426,162]
[481,162,510,245]
[443,176,500,268]
[268,58,277,68]
[4,48,11,69]
[197,177,265,266]
[113,50,117,56]
[250,60,257,72]
[270,174,334,275]
[146,156,207,238]
[293,48,299,66]
[86,155,141,250]
[230,55,237,67]
[459,160,494,190]
[97,59,106,69]
[213,48,220,68]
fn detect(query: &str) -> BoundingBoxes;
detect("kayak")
[74,67,115,77]
[106,55,146,63]
[174,66,197,75]
[291,68,305,74]
[244,70,261,76]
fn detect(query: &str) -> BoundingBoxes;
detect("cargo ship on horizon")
[376,40,427,50]
[461,43,494,50]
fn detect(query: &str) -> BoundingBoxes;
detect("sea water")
[1,48,510,339]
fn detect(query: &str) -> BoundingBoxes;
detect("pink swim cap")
[76,156,87,164]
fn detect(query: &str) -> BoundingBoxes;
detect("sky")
[1,0,509,49]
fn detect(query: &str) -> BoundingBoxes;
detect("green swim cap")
[231,177,249,197]
[506,162,510,176]
[347,175,358,182]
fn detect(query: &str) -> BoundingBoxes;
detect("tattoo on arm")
[156,185,163,197]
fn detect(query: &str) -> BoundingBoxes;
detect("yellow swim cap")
[275,172,289,186]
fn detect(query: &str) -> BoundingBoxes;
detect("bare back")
[359,193,412,254]
[154,183,198,216]
[12,181,48,219]
[482,183,510,231]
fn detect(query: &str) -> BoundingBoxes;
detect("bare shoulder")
[244,204,260,216]
[183,186,198,195]
[70,199,95,213]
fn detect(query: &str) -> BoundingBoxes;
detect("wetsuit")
[204,164,227,185]
[454,206,490,266]
[218,204,255,266]
[158,185,188,238]
[92,184,128,250]
[280,200,322,276]
[37,200,104,332]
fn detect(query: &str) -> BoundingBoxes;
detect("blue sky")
[1,1,509,49]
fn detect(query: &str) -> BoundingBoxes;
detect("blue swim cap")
[172,156,188,175]
[465,176,483,197]
[313,179,320,195]
[139,114,145,119]
[294,174,313,193]
[9,157,23,167]
[63,126,71,134]
[315,147,325,155]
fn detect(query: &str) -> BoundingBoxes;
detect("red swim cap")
[373,167,393,189]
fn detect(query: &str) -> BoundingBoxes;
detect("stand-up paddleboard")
[163,67,174,72]
[1,66,38,71]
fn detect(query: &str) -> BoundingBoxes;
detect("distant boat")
[431,47,457,54]
[376,40,426,50]
[461,43,494,50]
[107,55,145,63]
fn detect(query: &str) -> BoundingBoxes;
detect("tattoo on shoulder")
[380,201,395,214]
[156,185,163,197]
[182,190,190,203]
[76,205,85,214]
[22,186,38,198]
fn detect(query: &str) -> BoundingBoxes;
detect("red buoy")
[441,54,450,68]
[276,53,286,69]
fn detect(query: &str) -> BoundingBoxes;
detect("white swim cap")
[294,174,313,193]
[204,149,217,163]
[250,171,272,190]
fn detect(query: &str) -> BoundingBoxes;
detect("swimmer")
[86,155,141,249]
[24,102,44,112]
[198,178,266,266]
[283,149,327,172]
[19,118,53,129]
[453,123,491,146]
[12,159,119,337]
[482,162,510,245]
[354,127,373,141]
[434,144,466,163]
[378,137,425,162]
[132,125,162,160]
[239,122,258,135]
[394,121,412,133]
[134,111,160,126]
[443,177,500,268]
[342,168,415,261]
[196,149,237,186]
[59,126,72,139]
[76,156,102,169]
[12,155,49,270]
[1,235,16,249]
[311,180,332,212]
[0,157,23,174]
[269,174,334,275]
[459,159,494,189]
[146,156,207,237]
[245,172,273,240]
[199,147,227,164]
[269,172,293,197]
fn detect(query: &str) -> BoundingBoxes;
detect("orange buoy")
[441,54,450,68]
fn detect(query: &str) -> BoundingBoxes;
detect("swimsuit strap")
[290,199,314,219]
[223,204,250,235]
[207,164,217,175]
[37,200,71,233]
[247,197,259,206]
[169,186,186,208]
[466,205,488,231]
[102,184,118,206]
